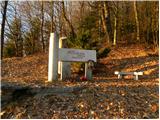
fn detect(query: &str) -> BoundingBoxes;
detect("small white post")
[135,75,138,80]
[48,33,59,82]
[118,74,121,79]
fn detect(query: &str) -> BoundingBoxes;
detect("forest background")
[0,1,159,58]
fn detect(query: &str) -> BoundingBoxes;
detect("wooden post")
[48,33,59,82]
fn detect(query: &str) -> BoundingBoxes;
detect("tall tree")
[112,2,119,46]
[6,18,23,57]
[61,1,76,38]
[50,1,55,32]
[133,1,140,41]
[1,1,8,59]
[41,1,45,52]
[104,2,112,41]
[113,12,117,46]
[5,2,23,57]
[99,2,111,45]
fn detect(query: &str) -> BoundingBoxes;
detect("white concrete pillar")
[58,38,62,75]
[48,33,59,82]
[58,37,71,80]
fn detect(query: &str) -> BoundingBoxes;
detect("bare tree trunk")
[1,1,8,59]
[61,1,76,38]
[101,8,107,33]
[13,2,21,57]
[104,2,112,40]
[98,6,102,42]
[113,16,117,45]
[112,1,118,46]
[100,2,110,44]
[41,1,45,52]
[79,1,84,34]
[59,1,63,37]
[22,38,26,57]
[50,1,54,32]
[133,1,140,41]
[146,2,150,44]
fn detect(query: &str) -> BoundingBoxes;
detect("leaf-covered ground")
[1,44,159,119]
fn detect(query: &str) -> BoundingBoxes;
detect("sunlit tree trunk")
[101,8,107,33]
[113,1,118,46]
[1,1,8,59]
[100,2,110,44]
[113,16,117,45]
[133,1,140,41]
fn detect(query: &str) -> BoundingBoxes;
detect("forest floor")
[1,44,159,119]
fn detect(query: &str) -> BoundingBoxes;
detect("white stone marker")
[48,33,59,82]
[48,33,96,81]
[59,48,96,80]
[59,48,96,62]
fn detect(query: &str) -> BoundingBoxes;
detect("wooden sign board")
[59,48,97,62]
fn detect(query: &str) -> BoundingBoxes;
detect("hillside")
[1,44,159,119]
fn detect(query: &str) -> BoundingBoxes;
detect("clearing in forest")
[1,44,159,119]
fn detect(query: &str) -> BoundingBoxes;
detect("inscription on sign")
[59,48,96,62]
[68,50,85,59]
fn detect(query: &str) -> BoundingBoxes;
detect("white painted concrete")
[114,71,143,80]
[59,48,96,62]
[48,33,96,81]
[48,33,59,82]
